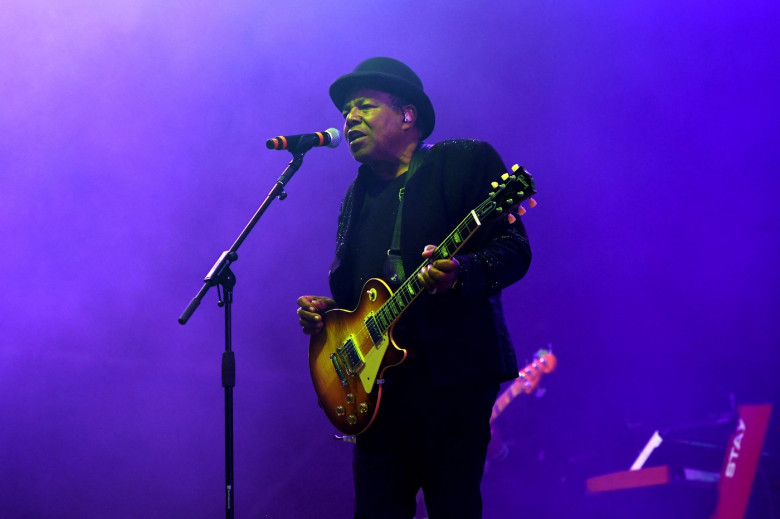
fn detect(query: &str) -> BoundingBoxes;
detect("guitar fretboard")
[371,208,484,335]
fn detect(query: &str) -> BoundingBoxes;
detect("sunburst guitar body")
[308,278,407,436]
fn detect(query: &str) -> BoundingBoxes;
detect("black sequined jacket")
[328,139,532,386]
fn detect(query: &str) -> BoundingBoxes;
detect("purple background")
[2,1,777,517]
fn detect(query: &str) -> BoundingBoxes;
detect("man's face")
[341,89,407,165]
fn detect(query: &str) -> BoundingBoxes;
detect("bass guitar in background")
[487,348,557,463]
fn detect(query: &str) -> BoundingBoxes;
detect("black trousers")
[353,359,499,519]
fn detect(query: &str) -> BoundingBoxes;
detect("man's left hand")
[418,244,460,295]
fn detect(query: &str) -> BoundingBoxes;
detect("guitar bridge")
[330,353,348,387]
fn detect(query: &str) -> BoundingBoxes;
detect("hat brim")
[329,72,435,140]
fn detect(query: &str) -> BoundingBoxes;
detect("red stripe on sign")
[712,404,772,519]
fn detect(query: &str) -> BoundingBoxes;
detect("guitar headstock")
[517,348,557,394]
[478,164,537,221]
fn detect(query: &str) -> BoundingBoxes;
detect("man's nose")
[345,108,362,127]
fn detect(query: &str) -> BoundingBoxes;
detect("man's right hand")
[296,295,337,335]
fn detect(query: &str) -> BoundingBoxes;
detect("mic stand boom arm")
[178,147,308,519]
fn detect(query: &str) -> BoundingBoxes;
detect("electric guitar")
[308,165,537,436]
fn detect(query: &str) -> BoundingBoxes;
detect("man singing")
[297,57,532,519]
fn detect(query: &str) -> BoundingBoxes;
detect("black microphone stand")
[178,143,313,519]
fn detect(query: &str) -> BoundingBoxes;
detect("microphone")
[266,128,341,151]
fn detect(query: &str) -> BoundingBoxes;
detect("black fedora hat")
[329,57,435,140]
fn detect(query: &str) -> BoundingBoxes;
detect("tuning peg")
[491,182,499,189]
[511,164,520,172]
[529,198,537,208]
[517,206,527,216]
[501,173,509,181]
[507,213,517,224]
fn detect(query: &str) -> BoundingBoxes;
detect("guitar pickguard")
[357,324,390,393]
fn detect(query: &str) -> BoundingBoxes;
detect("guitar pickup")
[364,313,383,347]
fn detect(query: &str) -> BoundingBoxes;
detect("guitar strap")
[384,142,431,288]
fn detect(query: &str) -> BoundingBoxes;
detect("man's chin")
[349,145,372,163]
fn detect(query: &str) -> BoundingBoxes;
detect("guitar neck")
[368,165,534,338]
[490,379,526,424]
[372,209,483,335]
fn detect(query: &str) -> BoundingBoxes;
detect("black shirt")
[344,173,406,308]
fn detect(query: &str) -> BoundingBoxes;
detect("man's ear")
[401,105,417,128]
